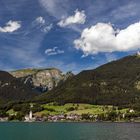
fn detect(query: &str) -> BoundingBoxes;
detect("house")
[129,109,135,113]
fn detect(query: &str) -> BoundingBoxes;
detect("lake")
[0,122,139,140]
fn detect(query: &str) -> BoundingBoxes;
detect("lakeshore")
[0,103,140,122]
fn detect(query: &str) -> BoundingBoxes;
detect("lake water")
[0,122,139,140]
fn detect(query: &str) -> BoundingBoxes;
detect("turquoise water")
[0,122,139,140]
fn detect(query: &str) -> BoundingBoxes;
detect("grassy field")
[7,109,17,115]
[35,103,129,116]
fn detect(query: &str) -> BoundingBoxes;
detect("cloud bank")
[58,9,86,27]
[74,22,140,55]
[0,20,21,33]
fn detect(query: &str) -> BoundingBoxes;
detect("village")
[0,103,139,122]
[23,108,140,122]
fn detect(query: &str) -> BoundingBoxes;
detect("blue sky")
[0,0,140,73]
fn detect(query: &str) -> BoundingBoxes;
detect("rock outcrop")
[10,68,74,93]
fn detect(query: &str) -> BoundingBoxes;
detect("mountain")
[10,68,74,93]
[35,54,140,107]
[0,71,37,103]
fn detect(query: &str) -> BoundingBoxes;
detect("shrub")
[66,107,75,111]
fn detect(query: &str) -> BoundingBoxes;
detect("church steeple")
[136,51,140,56]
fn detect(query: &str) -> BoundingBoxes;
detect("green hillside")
[0,71,37,103]
[35,54,140,108]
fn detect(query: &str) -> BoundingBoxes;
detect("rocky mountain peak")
[10,68,74,93]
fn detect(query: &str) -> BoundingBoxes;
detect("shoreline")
[0,120,140,123]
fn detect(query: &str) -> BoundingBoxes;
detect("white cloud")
[74,22,140,55]
[58,9,86,27]
[81,54,88,58]
[39,0,70,19]
[32,17,53,33]
[42,24,53,33]
[35,16,45,25]
[45,47,64,56]
[0,20,21,33]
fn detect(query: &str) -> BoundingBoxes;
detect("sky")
[0,0,140,73]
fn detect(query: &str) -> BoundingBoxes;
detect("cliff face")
[10,68,74,92]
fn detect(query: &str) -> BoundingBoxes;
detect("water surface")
[0,122,139,140]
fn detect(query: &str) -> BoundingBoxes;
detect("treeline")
[0,102,44,121]
[81,111,140,122]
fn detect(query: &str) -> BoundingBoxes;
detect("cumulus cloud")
[58,9,86,27]
[0,20,21,33]
[45,47,64,56]
[74,22,140,55]
[35,16,45,25]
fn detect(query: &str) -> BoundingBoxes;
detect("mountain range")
[0,54,140,108]
[34,54,140,108]
[0,68,73,103]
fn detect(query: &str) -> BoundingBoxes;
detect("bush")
[15,112,24,121]
[8,112,24,121]
[45,108,55,112]
[31,104,44,113]
[81,113,90,120]
[97,113,106,121]
[66,107,75,111]
[13,103,30,114]
[107,111,118,121]
[0,110,8,117]
[125,112,140,119]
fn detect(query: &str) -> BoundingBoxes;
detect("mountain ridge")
[10,68,74,93]
[0,71,37,102]
[1,54,140,109]
[34,54,140,108]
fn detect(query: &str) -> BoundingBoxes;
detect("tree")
[107,111,118,121]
